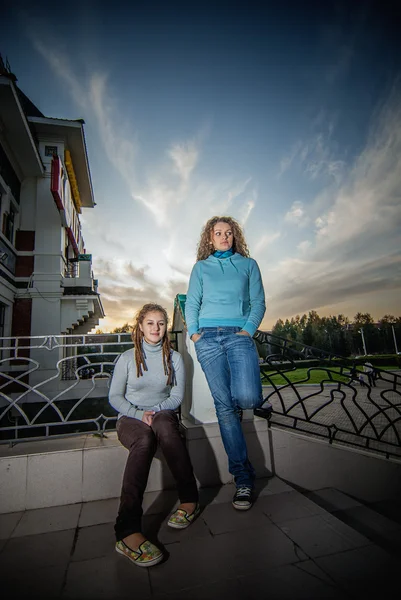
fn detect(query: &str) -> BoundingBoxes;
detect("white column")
[178,329,217,424]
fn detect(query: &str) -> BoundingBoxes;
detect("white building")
[0,57,104,340]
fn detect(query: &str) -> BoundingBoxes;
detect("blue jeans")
[194,327,263,487]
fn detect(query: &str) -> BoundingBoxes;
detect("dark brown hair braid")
[132,303,174,386]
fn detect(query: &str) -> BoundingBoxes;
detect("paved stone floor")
[0,476,399,599]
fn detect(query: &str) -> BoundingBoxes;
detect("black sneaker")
[236,407,243,422]
[232,486,253,511]
[254,401,273,420]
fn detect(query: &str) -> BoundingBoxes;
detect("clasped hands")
[142,410,155,426]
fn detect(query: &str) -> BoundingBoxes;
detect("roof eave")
[28,116,95,208]
[0,77,44,177]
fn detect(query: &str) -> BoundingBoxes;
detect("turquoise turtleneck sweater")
[185,252,266,337]
[108,340,185,421]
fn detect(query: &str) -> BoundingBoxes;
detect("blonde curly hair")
[196,216,250,261]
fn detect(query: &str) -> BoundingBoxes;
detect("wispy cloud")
[314,212,335,235]
[254,231,281,256]
[284,201,309,227]
[32,34,143,212]
[297,240,311,254]
[32,37,85,110]
[32,34,203,226]
[239,188,257,226]
[168,140,199,183]
[92,258,186,327]
[268,81,401,325]
[277,141,302,177]
[278,118,345,185]
[88,75,139,195]
[325,43,354,85]
[26,17,400,332]
[30,35,258,328]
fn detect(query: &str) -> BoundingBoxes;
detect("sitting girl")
[109,303,199,568]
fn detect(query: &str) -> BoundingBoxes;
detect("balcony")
[63,254,98,294]
[0,331,401,600]
[61,255,104,334]
[0,330,400,597]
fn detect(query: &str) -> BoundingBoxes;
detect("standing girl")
[185,216,266,511]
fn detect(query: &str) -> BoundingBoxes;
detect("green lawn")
[261,366,397,386]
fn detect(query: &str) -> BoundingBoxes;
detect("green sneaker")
[115,539,163,567]
[167,503,200,529]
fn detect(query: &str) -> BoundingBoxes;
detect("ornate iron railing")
[1,330,399,458]
[254,331,401,459]
[0,331,180,445]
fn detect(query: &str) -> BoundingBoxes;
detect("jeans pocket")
[194,332,205,344]
[234,332,253,342]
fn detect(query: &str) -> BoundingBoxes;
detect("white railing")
[0,332,181,445]
[0,333,168,445]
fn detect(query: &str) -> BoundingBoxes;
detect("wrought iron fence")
[0,331,180,445]
[254,331,401,459]
[1,330,400,458]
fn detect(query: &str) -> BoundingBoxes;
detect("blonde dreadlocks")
[132,304,174,386]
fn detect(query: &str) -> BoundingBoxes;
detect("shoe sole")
[115,544,164,567]
[167,521,191,529]
[232,502,253,511]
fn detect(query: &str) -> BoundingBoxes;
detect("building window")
[0,302,5,337]
[0,301,6,358]
[2,205,15,243]
[2,213,7,238]
[0,140,21,204]
[45,145,58,157]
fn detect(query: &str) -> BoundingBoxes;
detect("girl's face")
[139,311,167,345]
[210,221,234,252]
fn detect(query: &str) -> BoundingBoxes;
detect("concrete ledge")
[270,428,401,502]
[1,422,400,513]
[0,432,177,513]
[0,419,272,513]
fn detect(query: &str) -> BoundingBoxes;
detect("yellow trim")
[64,149,82,213]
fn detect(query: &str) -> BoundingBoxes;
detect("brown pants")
[115,410,198,540]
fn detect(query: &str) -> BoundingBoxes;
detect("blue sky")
[3,0,401,330]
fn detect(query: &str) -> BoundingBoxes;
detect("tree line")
[271,312,401,356]
[96,313,401,357]
[95,324,131,334]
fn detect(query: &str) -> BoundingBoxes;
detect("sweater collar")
[208,251,238,261]
[142,340,162,353]
[213,248,234,259]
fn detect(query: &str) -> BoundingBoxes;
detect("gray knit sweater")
[108,340,185,421]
